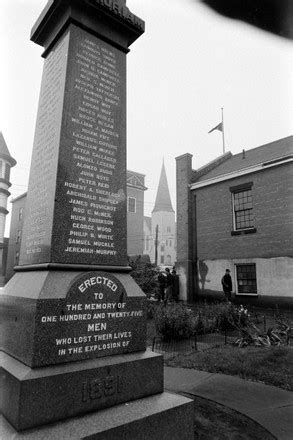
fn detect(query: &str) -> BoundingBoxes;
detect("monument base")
[0,392,194,440]
[0,350,163,431]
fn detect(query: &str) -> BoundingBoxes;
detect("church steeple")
[152,160,174,213]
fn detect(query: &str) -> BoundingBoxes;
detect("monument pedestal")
[0,392,194,440]
[0,350,163,430]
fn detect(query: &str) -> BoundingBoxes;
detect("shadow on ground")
[188,395,276,440]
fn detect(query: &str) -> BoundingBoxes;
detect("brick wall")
[194,162,293,260]
[176,153,195,301]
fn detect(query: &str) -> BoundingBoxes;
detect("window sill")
[236,293,258,296]
[231,228,257,236]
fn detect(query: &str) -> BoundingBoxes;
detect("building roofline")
[127,169,146,178]
[10,192,27,203]
[175,153,193,161]
[190,156,293,190]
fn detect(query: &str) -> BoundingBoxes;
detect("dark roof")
[194,136,293,182]
[0,132,16,167]
[152,161,174,213]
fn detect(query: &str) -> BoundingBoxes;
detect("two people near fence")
[221,269,232,301]
[157,267,179,304]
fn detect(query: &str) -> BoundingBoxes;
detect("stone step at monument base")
[0,392,194,440]
[0,350,163,431]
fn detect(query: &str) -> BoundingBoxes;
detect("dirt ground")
[187,394,276,440]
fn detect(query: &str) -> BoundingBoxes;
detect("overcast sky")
[0,0,292,235]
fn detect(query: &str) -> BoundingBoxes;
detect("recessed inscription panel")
[52,25,127,265]
[19,33,70,265]
[34,272,146,366]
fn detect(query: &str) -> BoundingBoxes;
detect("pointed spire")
[152,161,174,213]
[0,132,16,167]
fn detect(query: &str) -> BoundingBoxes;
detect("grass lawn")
[147,308,292,438]
[166,345,293,391]
[147,318,293,391]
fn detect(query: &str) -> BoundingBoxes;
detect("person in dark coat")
[157,271,166,302]
[171,267,179,302]
[221,269,232,301]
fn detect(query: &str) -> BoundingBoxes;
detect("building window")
[15,251,19,265]
[145,237,149,251]
[167,226,171,233]
[161,243,165,252]
[231,183,254,231]
[160,255,164,264]
[127,197,136,213]
[236,264,257,295]
[16,230,21,244]
[5,164,10,181]
[19,207,24,221]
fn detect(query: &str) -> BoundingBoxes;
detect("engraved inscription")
[89,0,144,31]
[82,375,123,402]
[52,26,127,264]
[19,33,70,263]
[36,272,146,365]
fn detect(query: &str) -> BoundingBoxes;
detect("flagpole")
[221,107,225,154]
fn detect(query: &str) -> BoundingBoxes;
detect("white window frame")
[235,263,258,296]
[230,182,256,234]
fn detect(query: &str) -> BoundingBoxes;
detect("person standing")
[164,267,173,305]
[221,269,232,301]
[157,270,166,302]
[171,267,179,302]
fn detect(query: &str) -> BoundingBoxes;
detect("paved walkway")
[164,367,293,440]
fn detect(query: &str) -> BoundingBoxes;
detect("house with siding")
[126,170,147,256]
[176,136,293,307]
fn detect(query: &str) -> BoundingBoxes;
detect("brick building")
[176,136,293,306]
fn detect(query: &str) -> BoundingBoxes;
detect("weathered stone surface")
[0,350,163,431]
[0,271,146,367]
[0,392,194,440]
[31,0,145,54]
[19,25,129,268]
[0,4,195,440]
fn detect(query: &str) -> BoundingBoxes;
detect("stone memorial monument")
[0,1,194,438]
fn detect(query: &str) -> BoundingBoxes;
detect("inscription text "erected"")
[79,276,118,292]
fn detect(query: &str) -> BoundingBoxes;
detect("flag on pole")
[208,122,223,133]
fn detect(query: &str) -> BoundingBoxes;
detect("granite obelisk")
[0,1,194,438]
